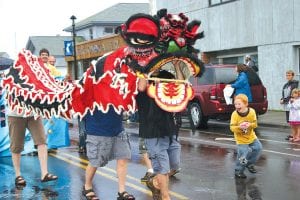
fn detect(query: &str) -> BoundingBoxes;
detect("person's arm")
[291,98,300,109]
[230,111,240,133]
[280,84,285,104]
[248,109,258,130]
[283,81,298,103]
[172,60,185,80]
[138,76,148,92]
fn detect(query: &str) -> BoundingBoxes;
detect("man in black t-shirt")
[137,67,182,200]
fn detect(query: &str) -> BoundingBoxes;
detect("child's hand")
[240,121,249,128]
[239,122,250,133]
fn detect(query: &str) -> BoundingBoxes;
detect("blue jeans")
[235,139,262,172]
[145,135,181,174]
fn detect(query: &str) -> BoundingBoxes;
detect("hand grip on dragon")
[2,9,205,120]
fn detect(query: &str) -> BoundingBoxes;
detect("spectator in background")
[48,55,56,66]
[64,74,73,83]
[39,49,70,150]
[39,48,61,77]
[226,64,253,102]
[287,88,300,142]
[245,55,258,72]
[281,70,299,140]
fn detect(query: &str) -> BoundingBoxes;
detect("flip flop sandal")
[15,176,26,186]
[117,191,135,200]
[41,173,58,182]
[82,186,100,200]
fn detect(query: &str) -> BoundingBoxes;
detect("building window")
[222,57,239,64]
[89,28,93,40]
[104,27,113,34]
[209,0,236,6]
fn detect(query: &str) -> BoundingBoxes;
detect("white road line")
[286,148,300,151]
[179,136,300,158]
[215,137,235,141]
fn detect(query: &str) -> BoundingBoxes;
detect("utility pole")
[70,15,78,79]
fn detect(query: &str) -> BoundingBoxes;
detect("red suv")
[187,64,268,128]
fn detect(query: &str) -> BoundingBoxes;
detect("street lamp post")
[70,15,78,79]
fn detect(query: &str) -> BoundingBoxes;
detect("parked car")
[186,64,268,129]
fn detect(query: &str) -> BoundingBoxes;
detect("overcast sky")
[0,0,148,58]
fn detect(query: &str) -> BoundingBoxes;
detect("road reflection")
[235,177,262,200]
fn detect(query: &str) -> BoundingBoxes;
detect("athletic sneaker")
[168,168,181,177]
[140,172,154,182]
[246,165,257,173]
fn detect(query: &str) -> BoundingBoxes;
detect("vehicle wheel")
[199,116,209,129]
[188,102,204,129]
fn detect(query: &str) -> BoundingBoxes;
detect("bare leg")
[83,163,98,199]
[37,144,48,179]
[155,174,170,200]
[12,153,22,177]
[117,159,128,193]
[295,125,300,141]
[142,153,153,171]
[290,125,296,141]
[85,163,97,189]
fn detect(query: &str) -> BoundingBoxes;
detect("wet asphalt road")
[0,120,300,200]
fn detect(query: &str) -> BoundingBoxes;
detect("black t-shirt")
[136,91,177,139]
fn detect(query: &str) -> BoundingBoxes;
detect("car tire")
[188,102,205,129]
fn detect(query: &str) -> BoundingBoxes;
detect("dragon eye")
[129,37,153,45]
[137,38,151,44]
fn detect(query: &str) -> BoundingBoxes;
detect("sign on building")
[64,41,73,56]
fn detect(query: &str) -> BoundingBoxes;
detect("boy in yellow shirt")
[230,94,262,178]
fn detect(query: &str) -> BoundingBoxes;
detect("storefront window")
[222,56,244,64]
[104,27,113,34]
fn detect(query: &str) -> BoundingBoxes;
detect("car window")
[189,66,262,86]
[215,68,237,84]
[197,68,215,84]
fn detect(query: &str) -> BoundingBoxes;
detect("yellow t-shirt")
[230,107,258,144]
[46,63,62,77]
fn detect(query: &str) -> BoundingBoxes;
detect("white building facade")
[151,0,300,110]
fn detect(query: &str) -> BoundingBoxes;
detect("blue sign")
[64,40,73,56]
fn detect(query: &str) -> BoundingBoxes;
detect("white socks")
[147,168,154,173]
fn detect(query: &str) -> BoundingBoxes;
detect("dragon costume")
[2,9,205,120]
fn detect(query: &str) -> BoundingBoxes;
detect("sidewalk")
[257,110,288,128]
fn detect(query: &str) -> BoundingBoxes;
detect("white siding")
[153,0,300,110]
